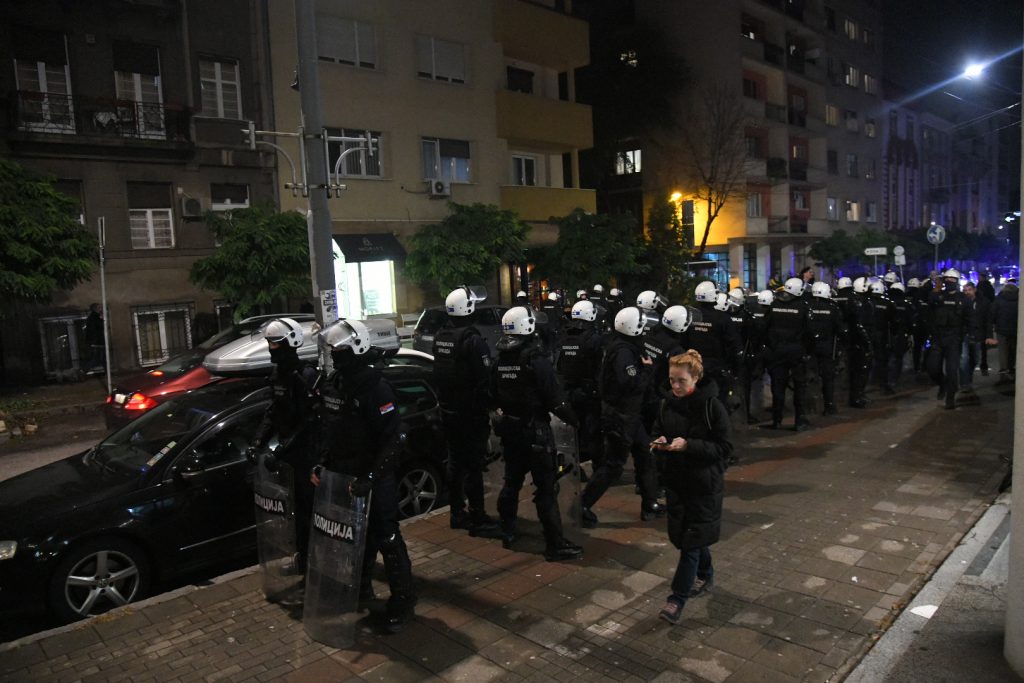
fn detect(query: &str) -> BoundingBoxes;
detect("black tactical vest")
[319,375,373,473]
[557,325,599,387]
[432,325,478,406]
[495,344,542,417]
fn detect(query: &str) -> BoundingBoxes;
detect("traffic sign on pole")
[864,247,888,256]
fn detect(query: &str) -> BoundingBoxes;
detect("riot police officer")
[606,287,625,322]
[590,284,608,329]
[764,278,811,430]
[868,280,897,394]
[515,290,529,305]
[642,305,691,428]
[247,317,320,573]
[887,282,915,389]
[847,277,875,408]
[581,307,664,526]
[637,290,670,317]
[492,306,584,561]
[742,289,773,424]
[724,288,752,414]
[556,300,605,470]
[930,268,969,410]
[317,319,415,633]
[432,286,502,537]
[908,278,932,373]
[539,291,566,356]
[807,282,847,415]
[685,281,742,409]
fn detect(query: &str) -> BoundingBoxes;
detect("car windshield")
[415,309,448,335]
[90,393,231,474]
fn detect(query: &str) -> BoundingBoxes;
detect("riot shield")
[551,416,583,546]
[483,413,506,512]
[303,470,370,648]
[254,452,302,603]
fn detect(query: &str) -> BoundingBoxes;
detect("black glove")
[552,402,580,429]
[245,445,260,463]
[263,454,280,473]
[350,476,373,498]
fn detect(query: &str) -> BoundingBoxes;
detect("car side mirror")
[173,453,205,483]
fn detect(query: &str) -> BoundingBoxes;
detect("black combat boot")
[544,537,583,562]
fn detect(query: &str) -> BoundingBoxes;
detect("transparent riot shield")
[551,416,583,546]
[303,470,370,648]
[482,413,506,512]
[254,451,301,603]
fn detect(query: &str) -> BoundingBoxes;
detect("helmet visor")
[464,285,487,303]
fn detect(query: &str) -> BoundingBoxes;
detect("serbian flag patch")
[379,402,395,415]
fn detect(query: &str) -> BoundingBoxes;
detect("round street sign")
[927,224,946,245]
[893,245,905,256]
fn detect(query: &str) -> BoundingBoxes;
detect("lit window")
[615,149,642,175]
[512,155,537,186]
[864,117,877,138]
[827,197,839,220]
[825,104,839,126]
[864,74,878,95]
[416,35,465,83]
[327,127,383,178]
[845,200,861,222]
[422,137,471,182]
[317,16,377,69]
[844,18,858,41]
[844,64,860,88]
[792,191,807,210]
[747,192,763,218]
[210,183,249,211]
[199,59,242,119]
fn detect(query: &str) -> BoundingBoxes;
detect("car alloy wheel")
[49,538,151,622]
[397,462,441,519]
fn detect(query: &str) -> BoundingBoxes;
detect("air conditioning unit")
[180,197,203,218]
[428,179,451,198]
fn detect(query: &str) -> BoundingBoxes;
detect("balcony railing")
[13,91,192,143]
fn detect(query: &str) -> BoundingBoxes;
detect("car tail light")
[105,395,112,404]
[124,392,159,411]
[148,370,165,377]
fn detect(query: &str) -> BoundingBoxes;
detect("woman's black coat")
[650,378,733,551]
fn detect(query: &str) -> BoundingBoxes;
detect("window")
[845,200,861,222]
[199,59,242,119]
[128,182,174,249]
[210,183,249,211]
[791,141,808,161]
[862,28,874,47]
[317,16,376,68]
[743,243,756,289]
[844,64,860,88]
[704,251,730,290]
[13,28,73,133]
[844,109,859,132]
[866,201,877,223]
[825,104,839,126]
[512,155,537,186]
[615,149,642,174]
[747,192,763,217]
[827,197,839,221]
[422,137,470,182]
[890,110,899,133]
[507,65,534,94]
[746,134,765,159]
[864,74,878,95]
[825,6,836,31]
[327,127,383,178]
[844,18,858,41]
[792,191,807,211]
[846,153,858,178]
[827,150,838,175]
[416,35,465,83]
[113,42,164,139]
[865,159,876,181]
[38,314,87,377]
[54,179,85,224]
[131,302,194,366]
[742,77,760,99]
[740,14,762,40]
[864,117,877,138]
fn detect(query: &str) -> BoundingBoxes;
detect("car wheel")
[48,538,151,623]
[397,461,442,519]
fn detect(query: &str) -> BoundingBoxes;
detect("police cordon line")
[243,266,1001,639]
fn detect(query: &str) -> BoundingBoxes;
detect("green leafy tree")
[532,209,646,292]
[635,200,694,302]
[403,203,530,296]
[0,158,96,313]
[189,205,311,318]
[808,229,859,271]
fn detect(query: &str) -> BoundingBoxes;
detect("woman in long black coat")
[650,349,734,624]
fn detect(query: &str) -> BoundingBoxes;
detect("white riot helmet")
[636,290,667,311]
[811,282,832,299]
[576,289,588,300]
[714,292,730,312]
[694,280,718,303]
[837,277,853,289]
[943,268,961,280]
[883,271,899,284]
[784,277,804,297]
[613,306,646,337]
[661,305,691,333]
[609,287,622,299]
[728,287,746,307]
[320,319,371,355]
[853,277,869,294]
[262,317,304,348]
[592,284,605,295]
[907,277,922,288]
[571,300,597,322]
[869,280,885,295]
[446,285,486,317]
[547,291,559,301]
[757,289,775,306]
[515,290,527,299]
[890,282,906,293]
[501,306,536,336]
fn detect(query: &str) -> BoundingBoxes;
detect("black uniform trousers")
[567,388,602,468]
[870,334,890,389]
[932,331,962,409]
[887,334,909,388]
[441,409,490,517]
[359,469,415,606]
[582,409,658,509]
[496,417,563,544]
[277,433,317,568]
[767,352,807,424]
[812,345,837,410]
[848,340,871,404]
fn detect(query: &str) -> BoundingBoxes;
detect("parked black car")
[0,364,445,623]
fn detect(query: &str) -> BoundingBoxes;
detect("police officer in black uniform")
[580,306,665,526]
[606,288,625,323]
[642,305,691,420]
[556,300,605,470]
[887,282,915,389]
[590,284,609,330]
[432,286,502,537]
[247,317,320,572]
[539,291,566,358]
[867,280,897,394]
[807,283,847,415]
[764,277,811,430]
[317,319,415,633]
[743,290,773,424]
[847,277,875,408]
[908,278,931,373]
[930,269,969,410]
[685,281,743,409]
[492,306,584,561]
[723,288,752,414]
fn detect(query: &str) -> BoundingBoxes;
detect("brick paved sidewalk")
[0,377,1012,683]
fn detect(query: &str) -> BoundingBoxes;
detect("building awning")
[334,233,406,263]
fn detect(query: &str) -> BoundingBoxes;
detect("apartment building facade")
[0,0,276,381]
[265,0,595,316]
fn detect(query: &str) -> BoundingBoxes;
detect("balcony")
[500,185,596,222]
[767,157,788,180]
[494,0,589,69]
[495,89,593,150]
[764,42,785,67]
[11,91,192,146]
[767,215,790,233]
[765,103,787,125]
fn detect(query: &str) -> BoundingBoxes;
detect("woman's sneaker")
[688,577,714,598]
[659,600,683,624]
